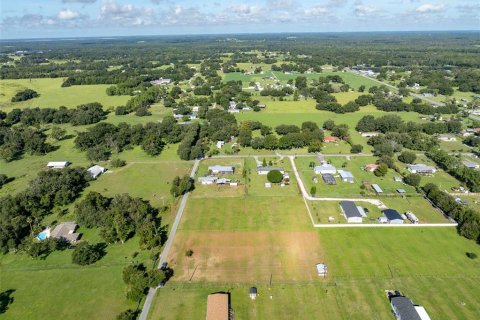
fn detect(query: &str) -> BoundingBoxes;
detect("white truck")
[405,211,419,224]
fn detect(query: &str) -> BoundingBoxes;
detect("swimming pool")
[36,231,49,241]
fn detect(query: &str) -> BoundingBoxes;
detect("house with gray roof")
[383,209,404,224]
[257,166,284,175]
[314,164,336,175]
[372,184,383,193]
[462,160,479,169]
[47,161,70,169]
[407,164,436,175]
[198,176,218,185]
[339,201,363,223]
[50,222,80,243]
[388,292,430,320]
[87,165,106,179]
[209,165,234,175]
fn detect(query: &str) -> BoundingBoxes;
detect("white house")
[360,132,380,138]
[314,164,336,175]
[257,166,285,175]
[198,176,217,185]
[407,164,437,175]
[216,141,225,149]
[150,78,172,85]
[47,161,70,169]
[463,160,479,169]
[87,165,106,179]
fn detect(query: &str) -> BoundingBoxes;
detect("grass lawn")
[0,78,130,111]
[0,233,152,320]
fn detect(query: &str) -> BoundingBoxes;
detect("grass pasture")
[0,78,131,111]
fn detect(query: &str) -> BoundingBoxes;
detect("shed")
[322,173,336,185]
[316,263,327,277]
[394,176,403,182]
[383,209,404,224]
[47,161,70,169]
[216,141,225,149]
[206,293,229,320]
[216,178,231,185]
[338,170,354,183]
[397,189,406,194]
[372,184,383,193]
[339,201,363,223]
[249,287,257,300]
[87,165,106,179]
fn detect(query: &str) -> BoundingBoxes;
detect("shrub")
[466,252,477,259]
[267,170,283,183]
[186,249,194,257]
[350,144,363,153]
[398,151,417,164]
[11,89,39,102]
[111,158,126,168]
[72,242,105,265]
[404,173,421,187]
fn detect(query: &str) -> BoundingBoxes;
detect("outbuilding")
[87,165,106,179]
[47,161,70,169]
[338,170,354,183]
[249,287,257,300]
[383,209,404,224]
[209,165,234,175]
[198,176,218,185]
[322,173,336,185]
[339,201,363,223]
[257,166,284,175]
[314,164,336,175]
[372,184,383,193]
[316,263,328,277]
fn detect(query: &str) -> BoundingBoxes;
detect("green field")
[0,78,131,111]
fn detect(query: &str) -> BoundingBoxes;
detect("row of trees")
[426,149,480,192]
[0,125,53,162]
[423,183,479,243]
[11,89,39,102]
[2,103,107,127]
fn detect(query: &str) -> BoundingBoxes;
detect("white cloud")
[62,0,96,3]
[99,0,155,26]
[354,4,377,17]
[228,4,260,15]
[415,3,447,13]
[304,5,330,17]
[57,9,81,20]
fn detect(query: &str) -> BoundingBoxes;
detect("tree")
[267,170,283,183]
[72,242,105,265]
[50,126,66,141]
[323,120,335,130]
[141,135,164,156]
[404,173,421,187]
[111,158,126,167]
[310,186,317,196]
[263,135,278,150]
[11,89,39,102]
[358,85,366,92]
[295,76,308,90]
[398,151,417,164]
[75,192,110,228]
[116,310,138,320]
[170,175,194,197]
[0,174,9,189]
[350,144,363,153]
[374,163,388,177]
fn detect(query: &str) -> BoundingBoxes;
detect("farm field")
[149,228,480,320]
[0,78,131,111]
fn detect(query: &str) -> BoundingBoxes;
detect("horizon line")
[1,29,479,42]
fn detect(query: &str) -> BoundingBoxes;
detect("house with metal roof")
[383,209,404,224]
[47,161,70,169]
[206,293,230,320]
[372,184,383,193]
[338,170,354,183]
[462,160,479,169]
[322,173,336,185]
[87,165,106,179]
[257,166,284,175]
[388,291,431,320]
[407,164,436,175]
[209,165,234,175]
[314,164,336,175]
[339,201,363,223]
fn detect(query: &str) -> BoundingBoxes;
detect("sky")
[0,0,479,39]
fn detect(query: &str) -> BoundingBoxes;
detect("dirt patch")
[168,231,324,283]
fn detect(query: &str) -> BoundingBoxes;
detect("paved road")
[348,69,445,107]
[138,159,200,320]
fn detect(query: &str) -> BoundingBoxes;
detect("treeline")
[11,89,39,102]
[74,116,183,161]
[356,114,462,135]
[423,183,479,243]
[1,103,107,126]
[75,192,166,249]
[372,94,458,115]
[0,126,54,162]
[0,167,89,253]
[426,149,480,192]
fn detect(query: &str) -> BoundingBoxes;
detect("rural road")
[348,69,446,107]
[138,159,200,320]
